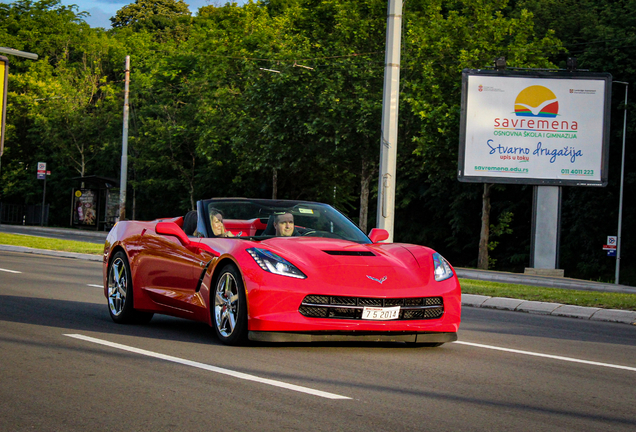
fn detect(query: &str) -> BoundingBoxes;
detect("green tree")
[110,0,192,41]
[397,0,560,267]
[0,0,122,225]
[509,0,636,283]
[110,0,190,28]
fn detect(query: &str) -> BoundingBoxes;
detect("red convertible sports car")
[104,198,461,346]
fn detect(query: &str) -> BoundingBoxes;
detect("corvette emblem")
[367,275,387,284]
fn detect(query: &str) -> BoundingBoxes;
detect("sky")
[8,1,248,29]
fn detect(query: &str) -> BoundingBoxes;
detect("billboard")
[458,69,612,186]
[0,56,7,157]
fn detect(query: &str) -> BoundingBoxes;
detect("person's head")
[209,209,225,236]
[274,212,294,237]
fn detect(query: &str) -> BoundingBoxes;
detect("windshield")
[200,199,370,244]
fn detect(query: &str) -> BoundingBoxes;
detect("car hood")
[257,237,436,290]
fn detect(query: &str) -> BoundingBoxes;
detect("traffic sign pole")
[37,162,47,226]
[41,174,46,226]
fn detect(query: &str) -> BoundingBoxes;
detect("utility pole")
[376,0,403,243]
[119,56,130,221]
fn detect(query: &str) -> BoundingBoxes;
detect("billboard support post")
[530,185,561,273]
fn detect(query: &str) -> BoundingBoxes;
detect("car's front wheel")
[107,251,153,324]
[213,264,248,345]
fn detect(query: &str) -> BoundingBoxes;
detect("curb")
[462,294,636,325]
[0,244,102,262]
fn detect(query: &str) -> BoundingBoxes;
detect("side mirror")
[156,221,191,246]
[368,228,389,243]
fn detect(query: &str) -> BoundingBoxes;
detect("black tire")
[212,264,248,345]
[107,251,153,324]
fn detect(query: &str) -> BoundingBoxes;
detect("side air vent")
[323,250,375,256]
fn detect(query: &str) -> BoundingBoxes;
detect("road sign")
[603,235,617,251]
[37,162,46,180]
[608,249,617,257]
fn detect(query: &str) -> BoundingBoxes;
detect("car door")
[133,226,204,317]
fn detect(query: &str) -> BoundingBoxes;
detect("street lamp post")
[0,47,38,166]
[119,56,130,221]
[614,81,628,285]
[0,47,38,61]
[377,0,403,243]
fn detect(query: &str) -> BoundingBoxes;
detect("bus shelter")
[71,176,119,231]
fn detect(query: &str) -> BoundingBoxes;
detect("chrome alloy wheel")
[108,256,128,317]
[214,271,240,338]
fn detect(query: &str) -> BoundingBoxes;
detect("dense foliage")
[0,0,634,285]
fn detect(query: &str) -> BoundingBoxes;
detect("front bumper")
[248,331,457,344]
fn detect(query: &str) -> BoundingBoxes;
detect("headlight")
[433,253,453,282]
[247,248,306,279]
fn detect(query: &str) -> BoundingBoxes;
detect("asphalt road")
[1,250,636,431]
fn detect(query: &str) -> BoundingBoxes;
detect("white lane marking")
[0,268,22,274]
[456,341,636,372]
[65,334,350,400]
[87,284,102,288]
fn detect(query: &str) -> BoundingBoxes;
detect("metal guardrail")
[0,202,49,225]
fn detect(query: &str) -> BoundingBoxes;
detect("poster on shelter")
[458,71,611,186]
[74,189,97,226]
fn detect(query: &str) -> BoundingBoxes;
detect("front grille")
[299,295,444,321]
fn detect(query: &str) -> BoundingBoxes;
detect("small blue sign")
[607,250,617,257]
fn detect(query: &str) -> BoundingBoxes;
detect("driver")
[210,209,234,238]
[273,212,295,237]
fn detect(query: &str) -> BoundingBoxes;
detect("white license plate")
[362,306,400,320]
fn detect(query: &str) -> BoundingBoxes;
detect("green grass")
[0,233,103,255]
[460,278,636,311]
[2,232,635,311]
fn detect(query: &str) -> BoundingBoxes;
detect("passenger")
[273,212,295,237]
[210,209,234,238]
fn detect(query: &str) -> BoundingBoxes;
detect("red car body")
[103,198,461,345]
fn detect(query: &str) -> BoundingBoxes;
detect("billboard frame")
[458,68,612,187]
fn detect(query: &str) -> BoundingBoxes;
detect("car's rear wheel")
[107,251,153,324]
[213,264,248,345]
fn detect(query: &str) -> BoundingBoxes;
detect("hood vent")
[323,250,375,256]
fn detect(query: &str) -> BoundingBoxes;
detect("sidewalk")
[455,268,636,294]
[462,293,636,325]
